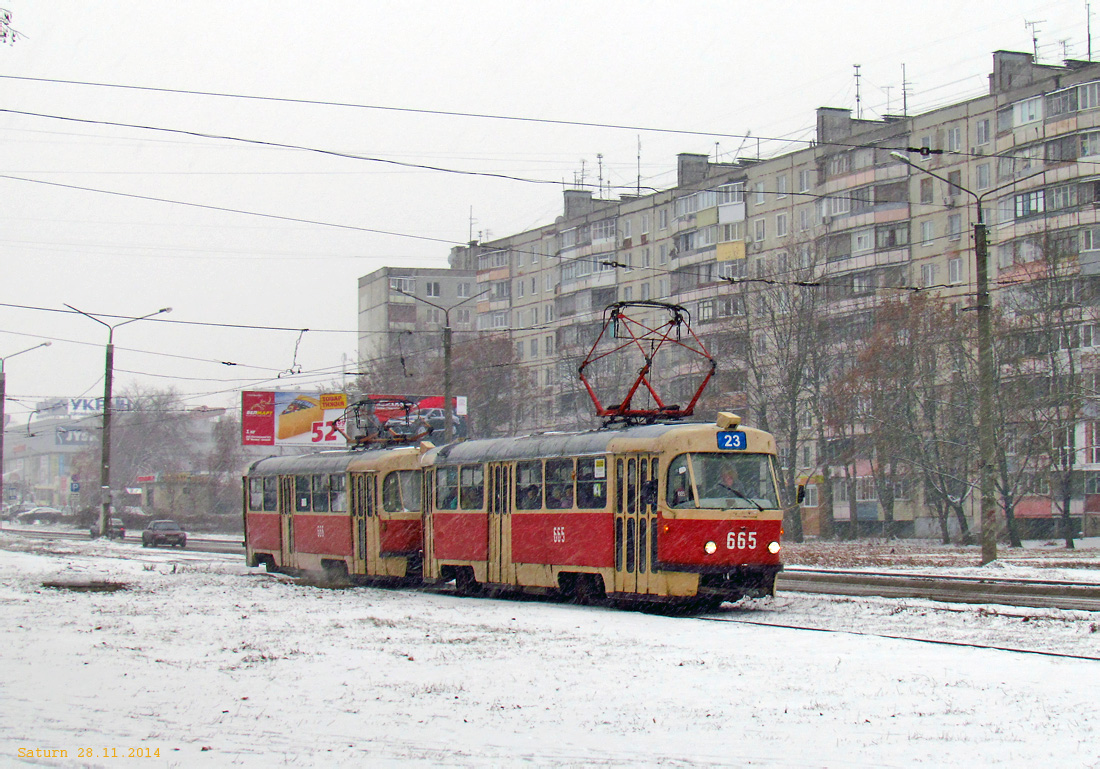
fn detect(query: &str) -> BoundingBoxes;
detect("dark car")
[142,520,187,548]
[90,518,126,540]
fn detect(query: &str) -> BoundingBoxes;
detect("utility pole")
[66,305,171,537]
[0,342,51,518]
[395,288,488,442]
[891,151,1050,564]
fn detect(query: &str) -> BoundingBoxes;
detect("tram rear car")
[423,412,784,606]
[244,444,427,580]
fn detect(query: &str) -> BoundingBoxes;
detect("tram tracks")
[698,613,1100,661]
[778,567,1100,612]
[4,527,1100,612]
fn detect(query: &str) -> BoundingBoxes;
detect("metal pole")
[99,337,114,539]
[974,217,998,564]
[65,305,169,537]
[443,320,454,443]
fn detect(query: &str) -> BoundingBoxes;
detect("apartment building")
[358,49,1100,539]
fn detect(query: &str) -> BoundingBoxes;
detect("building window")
[920,220,934,247]
[721,222,744,241]
[775,213,788,238]
[920,263,937,287]
[976,163,991,190]
[457,282,470,298]
[717,183,744,204]
[947,127,962,152]
[948,257,962,284]
[798,169,811,192]
[425,281,441,297]
[641,282,651,300]
[753,218,766,242]
[754,182,766,205]
[530,338,538,357]
[798,208,811,232]
[920,178,933,205]
[976,118,990,146]
[1014,190,1045,218]
[853,229,873,253]
[659,244,668,264]
[659,209,668,230]
[948,214,962,241]
[776,174,788,199]
[641,214,650,235]
[390,276,415,293]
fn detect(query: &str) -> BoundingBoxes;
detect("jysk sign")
[716,431,747,450]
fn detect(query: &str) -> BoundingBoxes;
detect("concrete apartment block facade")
[358,50,1100,538]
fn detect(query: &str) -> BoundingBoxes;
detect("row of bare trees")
[731,235,1095,547]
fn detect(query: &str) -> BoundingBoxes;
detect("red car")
[142,520,187,548]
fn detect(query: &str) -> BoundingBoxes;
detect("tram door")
[614,455,658,596]
[278,475,296,570]
[349,473,379,576]
[487,463,514,585]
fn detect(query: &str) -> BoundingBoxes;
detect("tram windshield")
[666,453,780,510]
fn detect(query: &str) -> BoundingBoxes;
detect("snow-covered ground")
[1,532,1098,768]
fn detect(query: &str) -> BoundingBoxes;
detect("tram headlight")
[767,540,781,554]
[704,540,717,555]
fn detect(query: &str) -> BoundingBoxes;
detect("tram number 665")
[726,531,757,550]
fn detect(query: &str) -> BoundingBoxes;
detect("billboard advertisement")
[241,391,468,446]
[241,391,349,447]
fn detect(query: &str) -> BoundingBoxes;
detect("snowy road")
[1,533,1098,767]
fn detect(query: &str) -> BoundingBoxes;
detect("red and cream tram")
[244,444,428,581]
[244,412,784,607]
[422,411,783,607]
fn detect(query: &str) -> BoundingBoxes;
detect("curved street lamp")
[65,305,171,537]
[0,342,51,519]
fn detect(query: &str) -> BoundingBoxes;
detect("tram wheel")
[455,566,481,596]
[574,574,605,606]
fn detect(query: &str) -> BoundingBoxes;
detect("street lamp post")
[65,305,171,537]
[395,288,488,443]
[0,342,51,519]
[891,151,1048,564]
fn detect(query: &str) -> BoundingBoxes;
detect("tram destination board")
[716,431,747,450]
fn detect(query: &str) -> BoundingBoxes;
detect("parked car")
[89,518,126,540]
[17,506,65,524]
[142,520,187,548]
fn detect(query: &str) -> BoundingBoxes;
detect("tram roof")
[426,421,717,465]
[248,448,392,476]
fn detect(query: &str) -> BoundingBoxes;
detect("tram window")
[436,467,459,509]
[667,455,692,508]
[546,459,574,509]
[330,474,347,512]
[248,477,263,511]
[263,477,277,511]
[459,464,484,509]
[312,474,330,512]
[576,457,607,509]
[295,476,311,512]
[516,460,543,510]
[383,470,422,512]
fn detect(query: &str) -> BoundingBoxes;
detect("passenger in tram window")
[518,483,541,510]
[546,482,573,509]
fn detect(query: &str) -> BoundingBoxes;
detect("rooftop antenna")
[714,142,721,162]
[1089,2,1093,61]
[597,153,604,198]
[579,158,586,190]
[901,63,910,117]
[883,84,894,115]
[1025,19,1044,61]
[468,205,477,243]
[854,64,862,119]
[636,135,642,196]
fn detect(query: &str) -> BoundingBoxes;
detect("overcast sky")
[0,0,1092,421]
